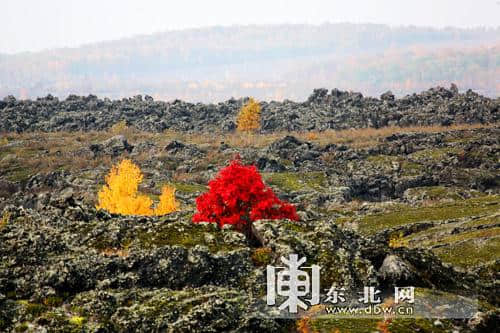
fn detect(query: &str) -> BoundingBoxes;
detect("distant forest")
[1,23,499,102]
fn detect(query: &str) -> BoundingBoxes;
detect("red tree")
[192,158,299,233]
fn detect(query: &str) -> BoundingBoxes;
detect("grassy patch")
[129,222,246,253]
[263,173,302,192]
[0,147,13,160]
[402,212,500,268]
[43,296,64,307]
[0,155,35,182]
[389,231,409,248]
[388,318,455,333]
[282,220,311,233]
[460,214,500,228]
[433,237,500,268]
[410,146,462,161]
[366,154,424,176]
[35,310,88,333]
[351,195,499,235]
[168,182,207,194]
[5,167,33,182]
[315,251,344,288]
[422,227,500,248]
[263,172,327,192]
[251,247,273,266]
[309,318,380,333]
[404,186,472,201]
[280,159,294,167]
[404,214,499,246]
[16,300,47,318]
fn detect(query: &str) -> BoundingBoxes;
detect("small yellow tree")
[96,159,153,215]
[236,98,261,132]
[388,232,409,248]
[96,159,179,216]
[109,120,129,135]
[154,185,179,215]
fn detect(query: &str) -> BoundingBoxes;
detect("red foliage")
[192,158,299,230]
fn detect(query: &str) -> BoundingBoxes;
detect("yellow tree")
[96,159,179,216]
[154,185,180,215]
[236,98,261,132]
[96,159,153,215]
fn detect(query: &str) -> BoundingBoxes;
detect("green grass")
[168,182,207,194]
[83,217,244,254]
[433,237,500,268]
[263,172,327,192]
[282,220,311,233]
[85,217,246,254]
[401,211,500,268]
[0,148,13,160]
[309,317,455,333]
[310,318,380,333]
[131,222,246,253]
[6,167,33,182]
[421,227,500,248]
[388,318,455,333]
[251,247,273,266]
[410,146,462,160]
[460,214,500,228]
[366,154,424,176]
[404,214,499,246]
[347,195,500,235]
[404,186,475,201]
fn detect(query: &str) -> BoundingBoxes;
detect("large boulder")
[89,135,134,157]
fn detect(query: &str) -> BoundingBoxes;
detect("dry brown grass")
[23,122,496,150]
[161,122,498,149]
[7,129,155,178]
[2,123,497,179]
[171,172,192,183]
[0,131,116,180]
[293,123,497,148]
[161,129,284,148]
[100,247,130,258]
[329,198,364,210]
[108,120,129,136]
[319,152,336,165]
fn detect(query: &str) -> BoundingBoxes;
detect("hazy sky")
[2,0,499,54]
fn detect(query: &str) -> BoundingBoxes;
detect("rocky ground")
[0,85,498,134]
[0,88,499,332]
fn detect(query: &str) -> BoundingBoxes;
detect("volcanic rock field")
[0,86,499,332]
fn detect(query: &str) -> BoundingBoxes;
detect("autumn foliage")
[154,185,180,215]
[236,98,261,132]
[192,158,299,232]
[96,159,179,216]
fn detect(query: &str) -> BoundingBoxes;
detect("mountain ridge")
[1,23,499,101]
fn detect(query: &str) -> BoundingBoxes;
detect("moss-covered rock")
[0,126,498,332]
[262,171,328,192]
[347,194,500,235]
